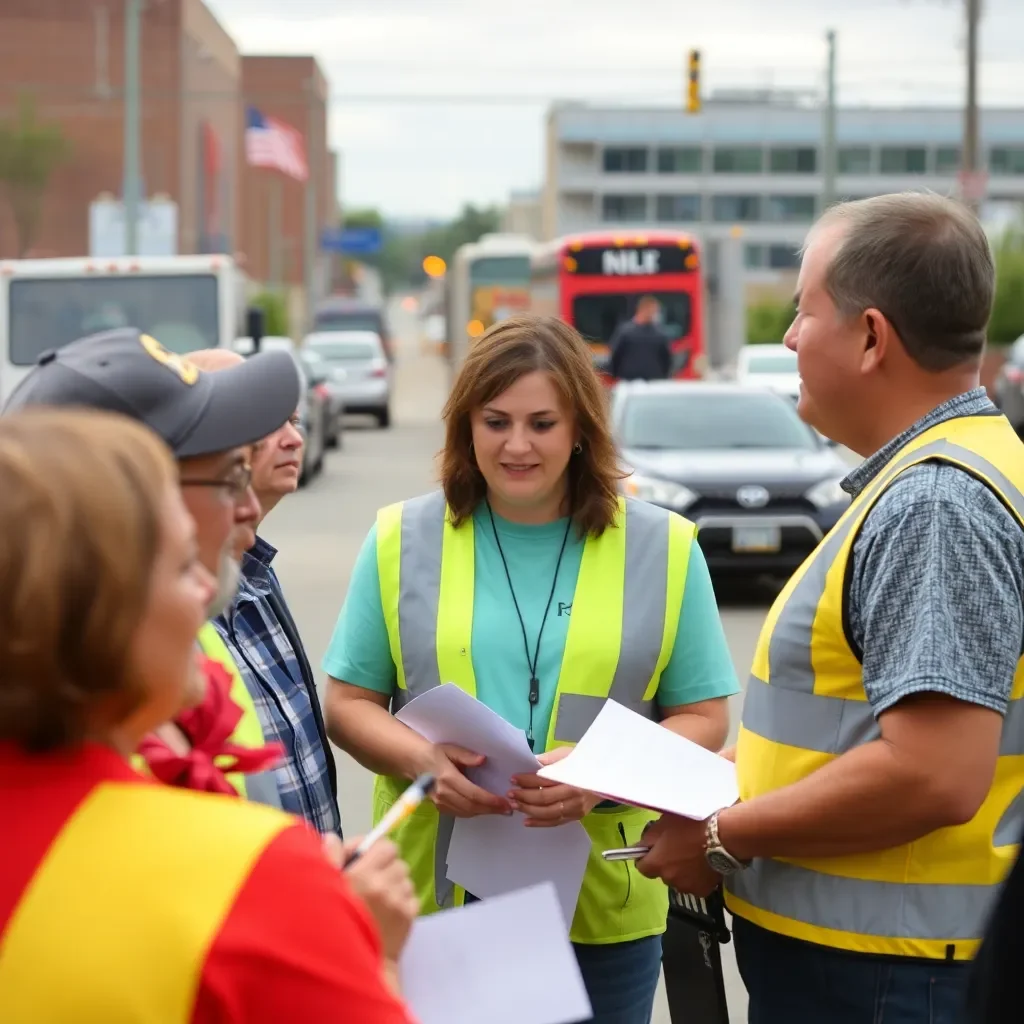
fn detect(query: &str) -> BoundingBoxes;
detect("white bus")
[444,234,535,374]
[0,253,250,404]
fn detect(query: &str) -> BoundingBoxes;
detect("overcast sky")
[206,0,1024,220]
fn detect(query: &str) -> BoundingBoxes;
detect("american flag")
[245,107,309,182]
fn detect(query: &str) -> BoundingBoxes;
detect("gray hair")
[810,192,994,372]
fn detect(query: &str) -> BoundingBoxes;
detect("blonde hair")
[0,408,176,751]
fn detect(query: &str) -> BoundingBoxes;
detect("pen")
[344,773,436,869]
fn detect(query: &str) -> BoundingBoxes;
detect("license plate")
[732,526,781,553]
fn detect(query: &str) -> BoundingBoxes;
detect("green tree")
[249,290,290,338]
[341,207,384,230]
[990,225,1024,346]
[0,94,70,256]
[746,299,796,344]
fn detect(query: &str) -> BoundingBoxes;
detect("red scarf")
[137,657,283,796]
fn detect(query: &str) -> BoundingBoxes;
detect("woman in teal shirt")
[324,314,739,1024]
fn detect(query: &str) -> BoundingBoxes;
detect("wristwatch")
[704,810,748,876]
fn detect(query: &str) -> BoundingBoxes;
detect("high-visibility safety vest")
[0,774,293,1023]
[196,623,281,808]
[725,413,1024,960]
[373,491,695,944]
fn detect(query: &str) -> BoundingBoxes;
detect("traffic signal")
[686,50,701,114]
[422,254,447,278]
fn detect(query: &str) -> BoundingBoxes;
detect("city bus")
[444,233,535,373]
[0,254,250,404]
[530,231,707,381]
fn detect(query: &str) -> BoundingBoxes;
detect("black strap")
[265,579,340,805]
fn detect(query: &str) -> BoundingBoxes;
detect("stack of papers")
[396,685,591,928]
[536,699,738,820]
[399,882,592,1024]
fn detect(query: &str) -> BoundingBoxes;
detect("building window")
[879,147,927,174]
[655,194,702,221]
[765,195,816,223]
[935,146,961,174]
[602,194,647,221]
[744,244,765,269]
[603,147,648,173]
[657,147,703,173]
[712,195,761,222]
[838,147,872,174]
[713,147,763,173]
[769,148,817,174]
[990,147,1024,176]
[768,245,801,270]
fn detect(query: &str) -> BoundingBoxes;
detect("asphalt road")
[264,298,848,1022]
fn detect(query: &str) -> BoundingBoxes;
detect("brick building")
[0,1,339,319]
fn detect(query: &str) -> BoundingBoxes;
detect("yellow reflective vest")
[725,413,1024,960]
[373,491,695,945]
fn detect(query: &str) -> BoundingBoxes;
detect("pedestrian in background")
[324,314,739,1024]
[608,295,672,381]
[3,328,300,805]
[0,408,417,1023]
[636,192,1024,1023]
[187,347,341,836]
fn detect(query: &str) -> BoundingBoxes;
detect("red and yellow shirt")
[0,742,413,1024]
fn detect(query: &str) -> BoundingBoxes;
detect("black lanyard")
[485,501,572,751]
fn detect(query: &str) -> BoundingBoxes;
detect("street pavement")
[265,298,851,1022]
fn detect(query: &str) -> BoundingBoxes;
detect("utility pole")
[123,0,143,256]
[303,77,318,333]
[821,29,838,211]
[963,0,982,212]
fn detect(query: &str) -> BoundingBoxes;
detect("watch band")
[704,810,747,874]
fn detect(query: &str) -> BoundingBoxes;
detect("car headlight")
[623,473,697,510]
[805,477,849,509]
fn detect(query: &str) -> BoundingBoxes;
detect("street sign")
[320,226,382,254]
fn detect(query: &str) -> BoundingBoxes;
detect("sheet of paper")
[536,699,738,820]
[447,812,591,930]
[396,683,539,794]
[399,882,593,1024]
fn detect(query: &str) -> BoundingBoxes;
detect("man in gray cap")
[4,327,301,805]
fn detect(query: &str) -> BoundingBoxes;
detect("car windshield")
[622,391,818,451]
[742,350,798,374]
[308,339,379,361]
[8,274,219,364]
[313,310,382,333]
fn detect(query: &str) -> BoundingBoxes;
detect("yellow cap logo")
[139,333,199,386]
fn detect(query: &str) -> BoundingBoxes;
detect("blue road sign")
[320,226,383,254]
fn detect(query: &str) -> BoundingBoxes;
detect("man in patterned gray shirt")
[638,192,1024,1022]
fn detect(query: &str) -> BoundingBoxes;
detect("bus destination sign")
[570,243,696,277]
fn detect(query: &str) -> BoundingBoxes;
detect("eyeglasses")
[179,462,253,501]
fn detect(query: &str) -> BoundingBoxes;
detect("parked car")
[610,381,851,577]
[312,297,393,362]
[992,334,1024,437]
[301,348,344,449]
[735,343,800,401]
[304,330,393,428]
[233,335,326,486]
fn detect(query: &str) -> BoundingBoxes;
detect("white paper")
[447,812,591,930]
[396,683,539,794]
[536,699,738,820]
[399,882,593,1024]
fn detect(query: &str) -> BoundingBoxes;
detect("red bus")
[530,230,707,381]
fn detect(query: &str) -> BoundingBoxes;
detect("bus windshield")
[572,292,692,345]
[8,274,219,364]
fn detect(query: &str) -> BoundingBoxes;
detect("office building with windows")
[541,95,1024,271]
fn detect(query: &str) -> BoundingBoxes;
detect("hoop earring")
[573,442,583,454]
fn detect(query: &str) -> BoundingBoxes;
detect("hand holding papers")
[536,699,739,820]
[396,684,591,928]
[399,882,592,1024]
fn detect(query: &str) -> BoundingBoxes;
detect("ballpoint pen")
[344,772,436,869]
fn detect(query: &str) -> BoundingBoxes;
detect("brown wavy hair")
[440,314,624,537]
[0,408,176,752]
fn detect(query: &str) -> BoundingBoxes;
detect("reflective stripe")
[554,692,657,744]
[727,859,998,941]
[995,784,1024,846]
[396,491,446,697]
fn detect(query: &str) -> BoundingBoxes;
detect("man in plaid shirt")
[190,350,340,836]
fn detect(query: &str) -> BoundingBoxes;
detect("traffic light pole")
[822,30,838,211]
[963,0,981,212]
[123,0,143,256]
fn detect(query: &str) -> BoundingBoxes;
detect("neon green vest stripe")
[196,623,281,808]
[374,492,694,944]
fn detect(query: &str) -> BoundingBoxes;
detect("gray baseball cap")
[3,328,301,458]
